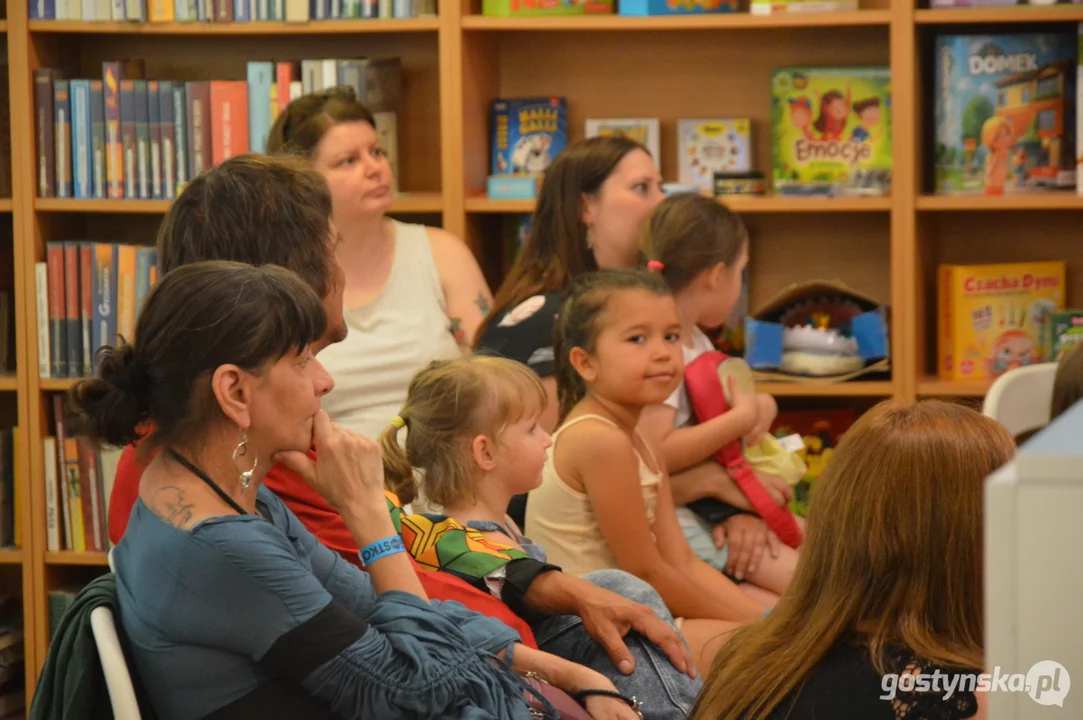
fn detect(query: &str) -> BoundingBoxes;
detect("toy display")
[677,119,752,194]
[584,118,660,167]
[937,261,1066,381]
[770,66,893,197]
[744,280,890,382]
[482,0,613,17]
[934,32,1077,196]
[620,0,737,15]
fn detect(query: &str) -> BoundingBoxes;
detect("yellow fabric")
[745,433,807,487]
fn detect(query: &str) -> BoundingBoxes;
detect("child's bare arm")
[649,381,760,474]
[561,422,756,623]
[651,470,766,622]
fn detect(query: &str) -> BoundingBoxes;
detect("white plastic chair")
[90,605,143,720]
[981,362,1058,438]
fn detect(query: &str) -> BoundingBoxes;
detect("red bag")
[684,350,804,549]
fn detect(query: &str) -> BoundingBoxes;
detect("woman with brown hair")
[475,135,666,434]
[689,399,1013,720]
[266,88,492,441]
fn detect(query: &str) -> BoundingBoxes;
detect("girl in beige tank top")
[523,270,769,675]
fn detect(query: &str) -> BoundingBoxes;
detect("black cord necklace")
[165,447,249,516]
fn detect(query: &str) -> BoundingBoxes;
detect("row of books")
[34,56,402,201]
[31,0,435,22]
[46,396,123,554]
[37,241,158,381]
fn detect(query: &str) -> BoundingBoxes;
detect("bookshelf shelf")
[0,550,23,565]
[38,378,79,391]
[465,195,892,214]
[917,194,1083,211]
[43,551,109,567]
[35,198,171,213]
[916,377,992,398]
[460,10,891,30]
[28,18,441,33]
[35,192,444,214]
[0,200,12,212]
[0,376,17,392]
[758,381,895,397]
[914,6,1083,24]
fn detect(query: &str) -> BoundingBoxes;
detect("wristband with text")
[360,536,406,566]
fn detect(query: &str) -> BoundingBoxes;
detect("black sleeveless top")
[763,639,980,720]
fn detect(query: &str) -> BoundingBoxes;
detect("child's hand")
[756,471,793,507]
[727,376,759,437]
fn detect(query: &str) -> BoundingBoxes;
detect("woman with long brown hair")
[690,399,1013,720]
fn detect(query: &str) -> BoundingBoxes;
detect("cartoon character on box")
[771,67,893,196]
[490,97,568,177]
[981,116,1015,195]
[934,33,1077,195]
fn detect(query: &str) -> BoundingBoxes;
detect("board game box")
[1048,310,1083,360]
[677,119,752,193]
[585,118,661,168]
[491,97,568,176]
[934,32,1077,196]
[938,261,1066,381]
[770,66,892,196]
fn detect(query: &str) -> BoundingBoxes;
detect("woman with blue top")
[69,260,643,720]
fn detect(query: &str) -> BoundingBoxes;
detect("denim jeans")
[533,570,702,720]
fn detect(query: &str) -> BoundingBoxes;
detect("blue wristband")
[360,536,406,566]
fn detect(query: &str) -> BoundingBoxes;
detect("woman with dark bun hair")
[70,260,642,720]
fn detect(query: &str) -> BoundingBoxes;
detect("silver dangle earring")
[232,429,258,492]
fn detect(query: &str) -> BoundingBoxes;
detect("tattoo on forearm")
[150,486,195,528]
[476,291,491,318]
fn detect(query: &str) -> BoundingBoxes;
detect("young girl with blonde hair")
[526,269,767,675]
[377,355,704,719]
[637,193,798,604]
[690,399,1013,720]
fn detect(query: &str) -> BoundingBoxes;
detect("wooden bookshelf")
[6,0,1081,707]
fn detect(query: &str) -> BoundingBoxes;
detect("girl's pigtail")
[378,414,418,505]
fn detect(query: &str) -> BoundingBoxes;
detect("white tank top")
[318,220,462,439]
[525,414,663,578]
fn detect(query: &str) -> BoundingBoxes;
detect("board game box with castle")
[934,32,1077,195]
[770,66,893,196]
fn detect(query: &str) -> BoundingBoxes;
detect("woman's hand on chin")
[274,410,387,515]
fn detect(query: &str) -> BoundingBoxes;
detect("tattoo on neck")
[151,486,196,529]
[476,291,491,317]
